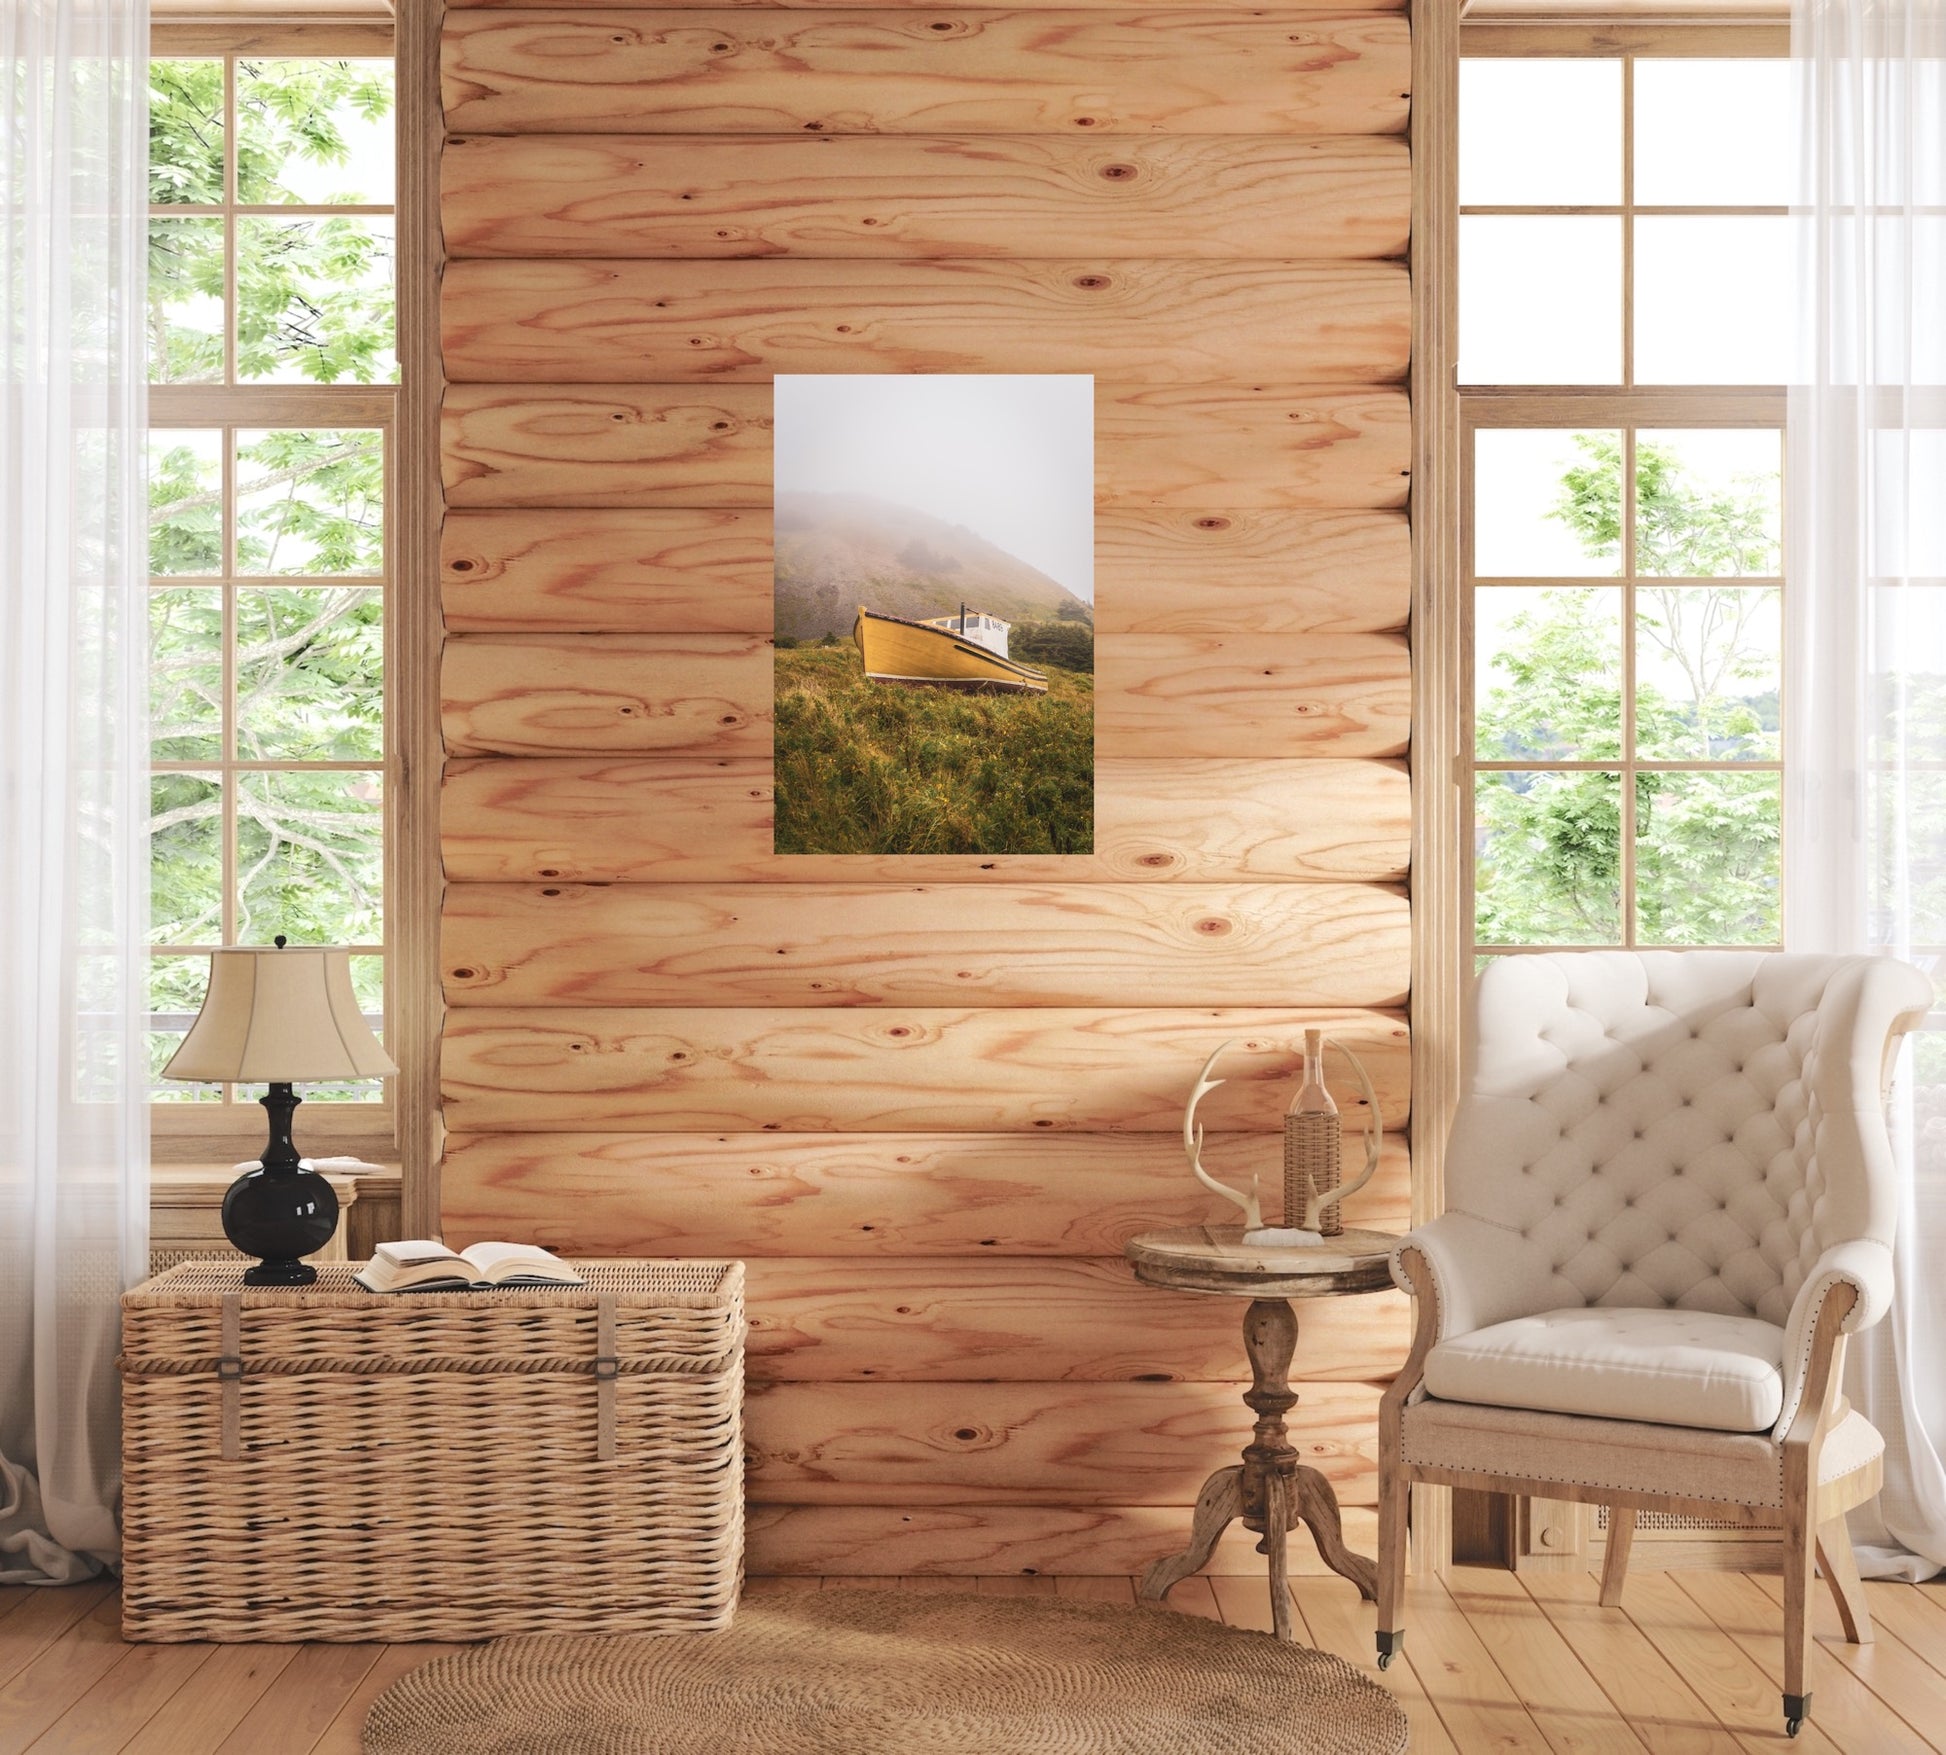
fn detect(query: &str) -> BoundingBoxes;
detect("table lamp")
[162,937,397,1285]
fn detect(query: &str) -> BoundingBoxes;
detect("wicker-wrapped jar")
[120,1259,744,1643]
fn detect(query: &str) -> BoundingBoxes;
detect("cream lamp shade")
[162,943,397,1083]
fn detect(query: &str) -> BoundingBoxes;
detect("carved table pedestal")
[1124,1225,1400,1642]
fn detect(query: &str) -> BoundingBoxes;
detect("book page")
[458,1241,563,1275]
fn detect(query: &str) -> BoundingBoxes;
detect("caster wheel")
[1783,1691,1810,1737]
[1377,1652,1393,1671]
[1786,1719,1802,1739]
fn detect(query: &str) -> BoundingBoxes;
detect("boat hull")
[853,608,1048,695]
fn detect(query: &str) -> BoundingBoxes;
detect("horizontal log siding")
[436,0,1411,1569]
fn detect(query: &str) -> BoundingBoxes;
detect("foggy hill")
[773,491,1091,641]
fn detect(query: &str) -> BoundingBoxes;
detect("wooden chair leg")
[1816,1515,1873,1646]
[1598,1507,1634,1608]
[1782,1482,1815,1736]
[1374,1462,1409,1668]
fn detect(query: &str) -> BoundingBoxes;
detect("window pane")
[147,430,223,575]
[147,217,225,382]
[1476,769,1623,945]
[149,955,218,1102]
[1460,59,1622,206]
[350,952,384,1016]
[150,588,224,762]
[1461,217,1623,385]
[1635,770,1782,944]
[237,770,383,947]
[151,773,224,945]
[235,430,385,575]
[1635,429,1782,576]
[237,588,383,761]
[1634,60,1792,207]
[1635,587,1781,763]
[236,215,396,383]
[1477,587,1623,762]
[237,59,395,206]
[148,60,224,205]
[1475,430,1625,577]
[1870,427,1946,574]
[1635,217,1792,384]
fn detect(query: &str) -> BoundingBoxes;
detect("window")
[1459,36,1789,966]
[147,34,397,1143]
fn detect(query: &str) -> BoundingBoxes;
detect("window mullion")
[1621,426,1638,949]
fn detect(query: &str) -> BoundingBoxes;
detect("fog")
[773,374,1095,601]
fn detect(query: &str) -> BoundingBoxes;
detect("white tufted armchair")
[1376,950,1932,1738]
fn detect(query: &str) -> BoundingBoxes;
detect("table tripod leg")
[1292,1466,1380,1602]
[1265,1470,1295,1642]
[1139,1465,1245,1605]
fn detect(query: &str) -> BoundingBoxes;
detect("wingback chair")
[1377,950,1932,1738]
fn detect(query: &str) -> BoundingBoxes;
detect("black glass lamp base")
[242,1256,321,1288]
[222,1083,338,1287]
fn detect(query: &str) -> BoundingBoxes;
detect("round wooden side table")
[1125,1225,1399,1642]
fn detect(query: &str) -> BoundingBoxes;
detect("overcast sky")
[773,374,1095,601]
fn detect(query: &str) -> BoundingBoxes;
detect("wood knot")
[448,558,475,572]
[1073,116,1099,127]
[1139,853,1175,868]
[1072,274,1110,291]
[1098,163,1138,181]
[1196,917,1232,935]
[449,967,477,980]
[1193,516,1231,531]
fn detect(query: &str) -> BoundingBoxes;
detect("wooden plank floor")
[3,1571,1943,1752]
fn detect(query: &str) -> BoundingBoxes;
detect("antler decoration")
[1182,1038,1263,1230]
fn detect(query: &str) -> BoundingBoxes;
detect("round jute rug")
[362,1588,1407,1755]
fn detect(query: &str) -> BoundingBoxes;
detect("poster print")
[772,374,1095,857]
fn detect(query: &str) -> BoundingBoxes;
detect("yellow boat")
[852,604,1049,696]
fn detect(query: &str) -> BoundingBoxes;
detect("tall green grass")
[774,646,1094,854]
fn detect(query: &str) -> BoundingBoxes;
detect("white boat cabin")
[920,609,1011,659]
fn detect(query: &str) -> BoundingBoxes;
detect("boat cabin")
[919,609,1011,659]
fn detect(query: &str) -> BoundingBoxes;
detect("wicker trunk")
[120,1260,745,1643]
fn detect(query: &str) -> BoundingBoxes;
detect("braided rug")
[363,1587,1408,1755]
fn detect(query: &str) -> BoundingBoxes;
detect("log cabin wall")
[435,0,1416,1574]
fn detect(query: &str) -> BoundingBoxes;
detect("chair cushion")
[1423,1307,1786,1433]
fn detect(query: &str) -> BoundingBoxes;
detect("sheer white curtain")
[0,0,150,1582]
[1787,0,1946,1580]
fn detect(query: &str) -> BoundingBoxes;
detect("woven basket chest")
[121,1259,744,1643]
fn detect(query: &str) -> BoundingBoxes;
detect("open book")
[354,1239,584,1294]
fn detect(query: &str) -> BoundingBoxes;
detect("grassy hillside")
[774,645,1094,855]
